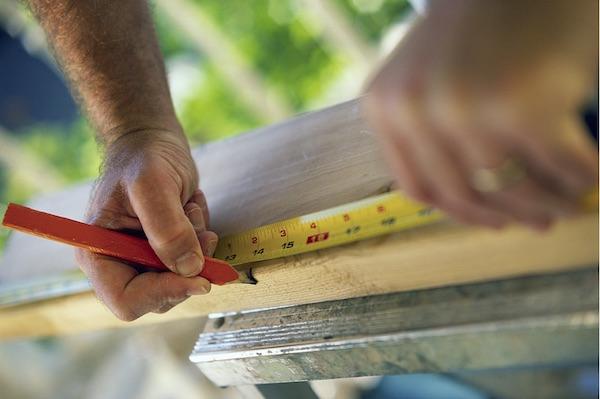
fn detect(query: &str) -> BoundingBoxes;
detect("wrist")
[103,126,192,163]
[101,117,187,148]
[101,127,197,186]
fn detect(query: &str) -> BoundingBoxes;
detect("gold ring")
[471,158,527,193]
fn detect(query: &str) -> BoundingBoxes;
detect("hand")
[76,129,218,321]
[365,0,598,230]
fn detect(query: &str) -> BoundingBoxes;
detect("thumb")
[128,181,205,277]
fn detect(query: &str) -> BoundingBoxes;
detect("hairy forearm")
[28,0,182,145]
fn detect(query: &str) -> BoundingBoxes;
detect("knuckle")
[87,211,124,230]
[107,294,141,322]
[155,296,186,314]
[392,97,419,125]
[127,163,174,194]
[153,308,168,315]
[431,104,471,138]
[127,175,152,197]
[153,305,173,314]
[191,191,208,208]
[112,304,140,322]
[369,80,422,117]
[151,223,193,251]
[74,249,103,274]
[394,81,424,109]
[184,202,205,223]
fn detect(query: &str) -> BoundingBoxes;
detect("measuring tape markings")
[215,186,599,267]
[214,191,444,266]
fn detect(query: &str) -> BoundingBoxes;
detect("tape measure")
[214,191,443,266]
[215,187,599,266]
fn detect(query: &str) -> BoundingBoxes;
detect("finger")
[128,174,204,277]
[410,129,509,228]
[153,297,187,314]
[86,204,143,232]
[198,230,219,257]
[481,124,586,219]
[190,189,210,228]
[431,93,580,225]
[482,178,559,230]
[184,201,218,256]
[365,94,433,202]
[76,249,210,321]
[510,116,598,198]
[385,96,509,228]
[458,134,560,229]
[154,304,175,314]
[478,101,597,200]
[185,202,207,233]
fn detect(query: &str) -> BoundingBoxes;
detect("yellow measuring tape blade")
[214,191,443,266]
[214,187,599,267]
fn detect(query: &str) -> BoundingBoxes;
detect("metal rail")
[191,268,599,386]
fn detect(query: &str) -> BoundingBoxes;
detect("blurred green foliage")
[0,0,410,254]
[178,66,263,143]
[193,0,344,111]
[0,121,101,251]
[154,0,410,140]
[20,120,101,182]
[338,0,411,41]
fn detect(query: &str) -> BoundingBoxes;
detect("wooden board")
[0,98,389,281]
[0,98,597,339]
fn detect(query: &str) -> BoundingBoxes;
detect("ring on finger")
[471,157,527,193]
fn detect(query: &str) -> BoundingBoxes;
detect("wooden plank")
[0,98,597,339]
[193,97,391,236]
[0,216,597,339]
[0,98,389,282]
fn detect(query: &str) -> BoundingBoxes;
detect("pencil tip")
[238,268,257,285]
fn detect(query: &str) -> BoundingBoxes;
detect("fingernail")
[175,252,203,277]
[206,238,218,257]
[187,278,211,295]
